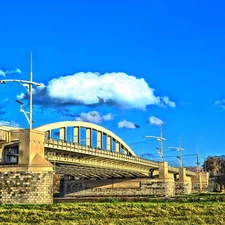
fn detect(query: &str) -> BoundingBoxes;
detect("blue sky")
[1,0,225,167]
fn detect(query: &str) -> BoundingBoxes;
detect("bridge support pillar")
[192,172,203,193]
[201,172,209,190]
[158,162,175,196]
[0,129,53,204]
[175,168,192,195]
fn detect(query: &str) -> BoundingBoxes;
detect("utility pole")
[196,146,200,172]
[168,137,184,168]
[0,52,40,129]
[143,123,166,161]
[29,51,33,130]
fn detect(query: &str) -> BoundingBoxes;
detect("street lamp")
[15,99,32,127]
[168,138,184,168]
[143,123,166,161]
[0,52,40,129]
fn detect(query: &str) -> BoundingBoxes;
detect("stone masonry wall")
[0,171,53,204]
[60,179,175,197]
[175,182,192,195]
[192,183,202,193]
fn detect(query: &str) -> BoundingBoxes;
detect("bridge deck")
[44,138,196,178]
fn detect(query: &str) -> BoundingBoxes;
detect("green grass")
[1,200,225,224]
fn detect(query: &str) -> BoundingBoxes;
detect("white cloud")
[17,93,26,99]
[215,99,225,109]
[215,100,221,105]
[0,120,20,127]
[26,72,175,110]
[162,96,176,108]
[118,120,139,129]
[0,68,22,77]
[102,113,114,121]
[76,111,113,123]
[148,116,163,125]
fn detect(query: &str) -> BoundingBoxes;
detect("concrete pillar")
[45,130,51,139]
[179,168,187,182]
[86,128,92,147]
[192,172,202,192]
[18,129,46,164]
[201,172,209,190]
[74,126,80,144]
[97,131,102,149]
[115,142,120,153]
[60,127,66,140]
[107,136,111,151]
[158,161,174,180]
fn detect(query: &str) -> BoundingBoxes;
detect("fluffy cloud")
[0,120,20,127]
[76,111,113,123]
[148,116,163,125]
[118,120,140,129]
[0,68,21,77]
[18,72,175,110]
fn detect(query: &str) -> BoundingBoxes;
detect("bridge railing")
[44,138,196,176]
[44,137,159,167]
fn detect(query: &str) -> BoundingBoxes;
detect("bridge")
[0,121,208,204]
[0,121,194,178]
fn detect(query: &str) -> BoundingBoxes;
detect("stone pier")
[192,172,203,192]
[175,168,192,195]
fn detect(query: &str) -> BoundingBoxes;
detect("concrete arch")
[34,121,136,156]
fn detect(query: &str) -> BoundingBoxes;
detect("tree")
[203,155,225,192]
[203,156,218,176]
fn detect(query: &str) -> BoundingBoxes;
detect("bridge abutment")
[0,129,53,204]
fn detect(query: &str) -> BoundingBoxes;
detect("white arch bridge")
[0,121,195,179]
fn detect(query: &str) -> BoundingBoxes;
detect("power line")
[182,157,196,161]
[128,139,155,145]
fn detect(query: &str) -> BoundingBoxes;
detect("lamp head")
[16,100,24,105]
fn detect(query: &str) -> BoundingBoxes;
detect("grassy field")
[1,198,225,225]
